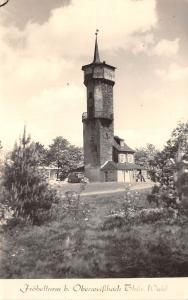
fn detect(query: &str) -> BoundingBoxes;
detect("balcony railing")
[82,111,113,122]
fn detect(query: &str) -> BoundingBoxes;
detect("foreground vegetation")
[0,122,187,278]
[1,187,188,278]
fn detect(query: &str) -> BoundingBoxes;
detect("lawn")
[0,184,188,278]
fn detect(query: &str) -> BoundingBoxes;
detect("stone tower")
[82,32,116,181]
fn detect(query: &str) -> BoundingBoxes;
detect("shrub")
[102,215,126,230]
[0,202,14,226]
[139,208,167,223]
[1,128,59,225]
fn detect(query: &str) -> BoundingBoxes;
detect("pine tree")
[3,128,58,225]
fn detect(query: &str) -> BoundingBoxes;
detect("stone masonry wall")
[94,82,113,117]
[99,119,114,165]
[83,118,113,167]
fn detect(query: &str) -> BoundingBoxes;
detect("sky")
[0,0,187,151]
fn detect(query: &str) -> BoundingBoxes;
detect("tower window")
[89,92,93,99]
[106,133,109,139]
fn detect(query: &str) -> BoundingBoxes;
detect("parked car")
[68,172,84,183]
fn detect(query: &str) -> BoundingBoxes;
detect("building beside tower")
[81,33,146,182]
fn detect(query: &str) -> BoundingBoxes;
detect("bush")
[1,128,59,225]
[102,215,125,230]
[0,202,14,226]
[139,208,167,223]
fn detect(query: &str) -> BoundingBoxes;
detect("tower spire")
[93,29,100,63]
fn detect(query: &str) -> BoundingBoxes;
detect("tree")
[2,128,58,225]
[135,143,159,181]
[34,142,48,166]
[46,136,83,180]
[151,121,188,211]
[175,123,188,211]
[0,141,3,172]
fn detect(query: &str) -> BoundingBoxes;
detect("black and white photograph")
[0,0,188,289]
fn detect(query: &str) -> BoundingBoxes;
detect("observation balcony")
[82,111,114,122]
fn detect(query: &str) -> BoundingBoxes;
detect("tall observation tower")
[82,31,116,181]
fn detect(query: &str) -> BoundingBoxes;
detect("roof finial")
[93,29,100,63]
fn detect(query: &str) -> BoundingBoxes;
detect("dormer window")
[128,154,133,163]
[119,154,125,163]
[120,140,124,147]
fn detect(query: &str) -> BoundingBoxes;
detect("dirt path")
[82,182,153,196]
[62,182,154,198]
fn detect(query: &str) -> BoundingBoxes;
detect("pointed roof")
[82,31,116,71]
[93,29,101,63]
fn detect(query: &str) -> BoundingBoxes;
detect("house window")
[128,154,133,163]
[120,140,125,147]
[119,154,125,163]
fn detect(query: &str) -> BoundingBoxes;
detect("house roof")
[101,161,146,171]
[113,138,135,153]
[101,161,117,170]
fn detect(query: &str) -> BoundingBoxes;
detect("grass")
[0,185,188,278]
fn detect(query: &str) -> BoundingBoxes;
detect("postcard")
[0,0,188,300]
